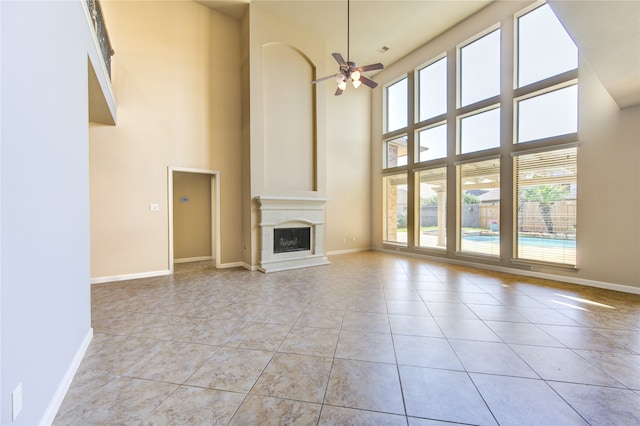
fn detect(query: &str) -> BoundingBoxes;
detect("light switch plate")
[12,383,22,421]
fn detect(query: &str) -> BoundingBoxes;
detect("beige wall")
[577,68,640,286]
[247,5,327,198]
[325,86,372,254]
[244,4,328,267]
[173,172,212,260]
[90,1,242,278]
[371,0,640,290]
[263,43,316,192]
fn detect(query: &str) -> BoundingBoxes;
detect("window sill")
[455,251,502,262]
[511,259,579,271]
[382,241,408,249]
[415,246,447,254]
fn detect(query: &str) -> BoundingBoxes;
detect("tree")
[462,193,480,204]
[421,195,438,206]
[522,184,569,233]
[397,214,407,229]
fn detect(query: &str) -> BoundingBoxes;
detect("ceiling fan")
[312,0,384,96]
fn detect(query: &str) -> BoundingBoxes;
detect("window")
[514,147,577,265]
[459,107,501,153]
[460,29,501,107]
[517,84,577,143]
[383,173,408,244]
[458,159,500,256]
[384,135,408,168]
[418,57,447,122]
[517,3,577,87]
[417,167,447,249]
[416,124,447,162]
[386,77,408,132]
[380,2,579,270]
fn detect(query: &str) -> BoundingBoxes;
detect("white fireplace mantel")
[256,196,330,273]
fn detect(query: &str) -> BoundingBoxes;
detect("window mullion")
[447,46,458,253]
[406,72,416,248]
[501,9,516,263]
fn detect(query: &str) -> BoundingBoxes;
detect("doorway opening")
[168,167,220,272]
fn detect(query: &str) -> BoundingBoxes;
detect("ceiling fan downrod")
[311,0,384,96]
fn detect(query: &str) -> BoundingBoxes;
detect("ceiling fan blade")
[312,74,341,84]
[332,52,347,67]
[359,75,378,89]
[357,63,384,73]
[335,86,344,96]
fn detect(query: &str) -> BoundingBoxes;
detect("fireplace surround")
[256,196,330,273]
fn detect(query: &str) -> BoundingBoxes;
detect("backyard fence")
[420,201,575,233]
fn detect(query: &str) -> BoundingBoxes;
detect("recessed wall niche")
[262,43,317,192]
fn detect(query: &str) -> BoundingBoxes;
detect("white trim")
[242,262,259,271]
[327,247,371,256]
[373,248,640,295]
[80,0,117,123]
[168,167,221,272]
[174,256,213,264]
[258,255,331,273]
[40,328,93,426]
[80,0,111,87]
[215,261,244,269]
[91,269,170,284]
[453,152,501,167]
[510,141,580,158]
[256,196,330,273]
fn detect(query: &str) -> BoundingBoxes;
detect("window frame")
[384,75,409,134]
[415,165,448,250]
[383,134,409,170]
[514,2,578,90]
[416,54,448,124]
[457,24,502,109]
[512,144,578,268]
[456,156,502,258]
[514,80,578,145]
[382,172,410,246]
[415,121,448,164]
[457,104,502,155]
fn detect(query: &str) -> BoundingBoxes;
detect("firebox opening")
[274,227,311,254]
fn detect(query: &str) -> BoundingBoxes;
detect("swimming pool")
[463,235,576,248]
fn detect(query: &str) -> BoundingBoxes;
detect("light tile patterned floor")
[54,252,640,425]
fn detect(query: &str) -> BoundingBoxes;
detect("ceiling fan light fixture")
[310,0,384,96]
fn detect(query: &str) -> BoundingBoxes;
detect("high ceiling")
[196,0,640,109]
[196,0,493,72]
[548,0,640,109]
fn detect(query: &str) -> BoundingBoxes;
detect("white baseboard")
[327,247,371,256]
[174,256,213,264]
[373,248,640,295]
[91,269,170,284]
[242,262,259,271]
[216,261,246,269]
[509,268,640,295]
[40,328,93,425]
